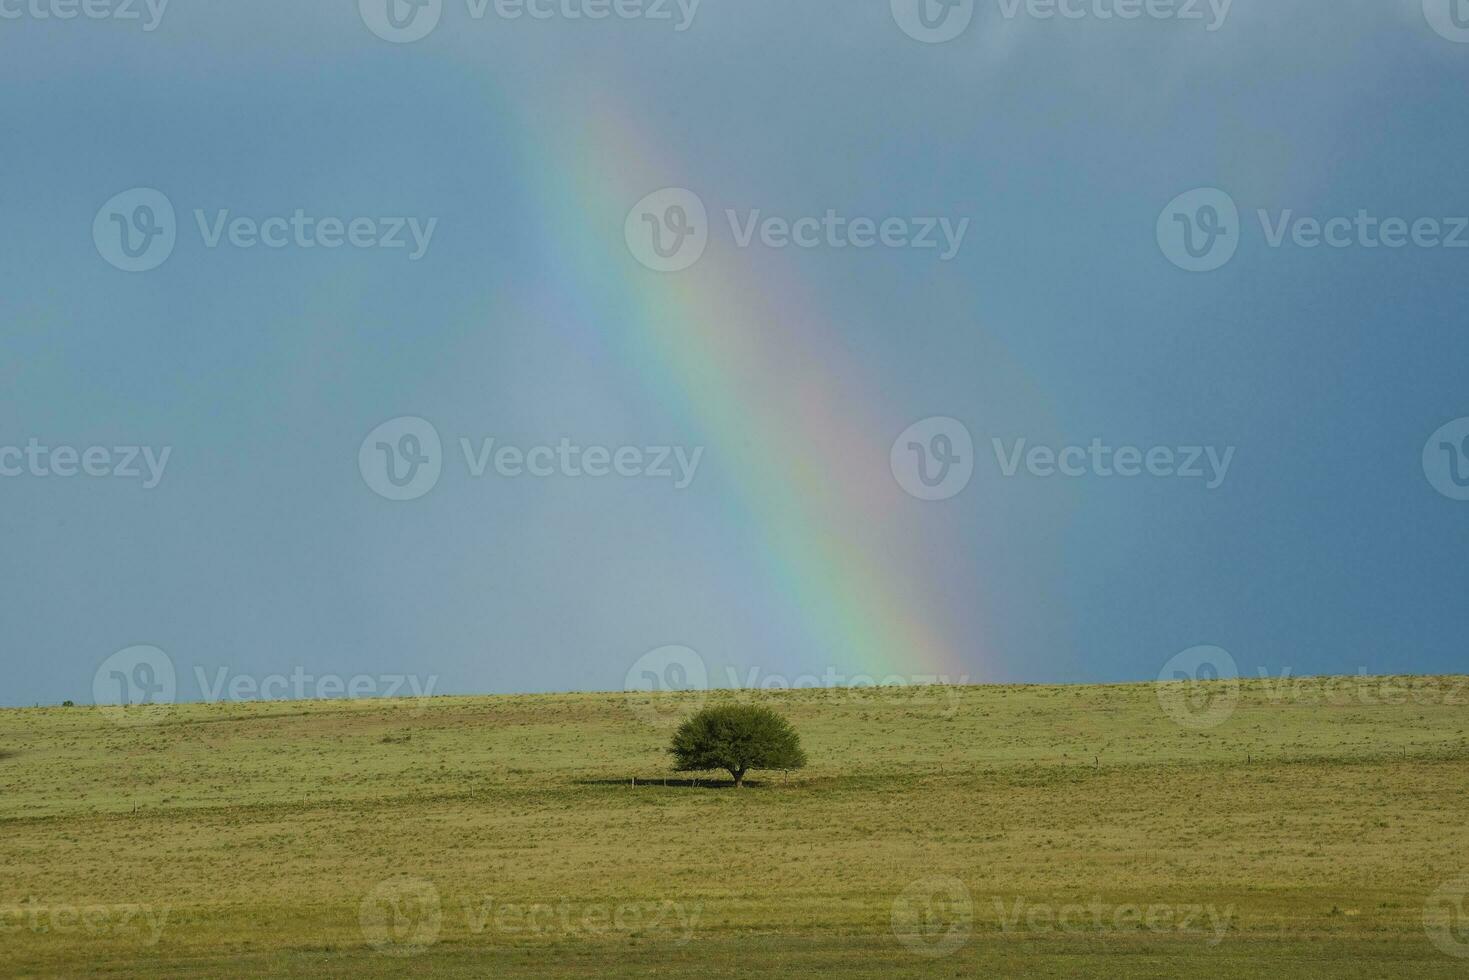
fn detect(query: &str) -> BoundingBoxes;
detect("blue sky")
[2,1,1466,707]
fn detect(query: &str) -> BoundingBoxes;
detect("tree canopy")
[668,704,807,787]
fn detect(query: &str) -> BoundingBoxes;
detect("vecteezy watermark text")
[625,188,969,272]
[891,0,1231,44]
[719,666,969,718]
[459,437,702,487]
[193,210,437,259]
[890,876,1232,957]
[890,418,1236,500]
[0,900,169,946]
[359,0,701,44]
[0,440,171,488]
[994,0,1230,28]
[359,417,704,501]
[94,188,438,272]
[359,877,700,956]
[193,667,438,704]
[1159,187,1469,272]
[91,645,440,726]
[1157,645,1469,730]
[461,895,700,942]
[621,645,968,725]
[0,0,168,30]
[993,437,1235,489]
[990,895,1232,945]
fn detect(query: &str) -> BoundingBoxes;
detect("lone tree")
[668,704,807,788]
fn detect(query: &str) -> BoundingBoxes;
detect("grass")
[1,677,1467,977]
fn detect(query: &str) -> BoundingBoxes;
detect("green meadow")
[2,677,1468,977]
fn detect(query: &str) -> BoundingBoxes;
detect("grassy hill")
[2,678,1467,977]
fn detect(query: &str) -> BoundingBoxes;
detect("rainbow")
[522,92,973,683]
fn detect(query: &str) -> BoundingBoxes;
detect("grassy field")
[2,677,1468,977]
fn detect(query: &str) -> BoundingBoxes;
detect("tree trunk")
[732,768,746,788]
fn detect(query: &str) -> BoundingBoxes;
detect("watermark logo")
[1158,188,1239,273]
[92,645,177,726]
[360,878,699,948]
[96,191,437,269]
[892,878,1233,953]
[891,0,974,43]
[891,876,973,957]
[360,423,703,499]
[1425,878,1469,958]
[1156,645,1239,730]
[361,877,443,955]
[1424,0,1469,43]
[94,188,176,273]
[623,645,709,724]
[627,189,969,271]
[891,417,975,501]
[359,417,443,501]
[1161,189,1469,271]
[360,0,443,42]
[893,423,1235,493]
[626,188,708,273]
[1423,417,1469,501]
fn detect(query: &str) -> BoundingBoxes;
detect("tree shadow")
[0,750,19,762]
[572,777,767,790]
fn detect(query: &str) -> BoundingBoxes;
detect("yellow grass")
[2,677,1467,977]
